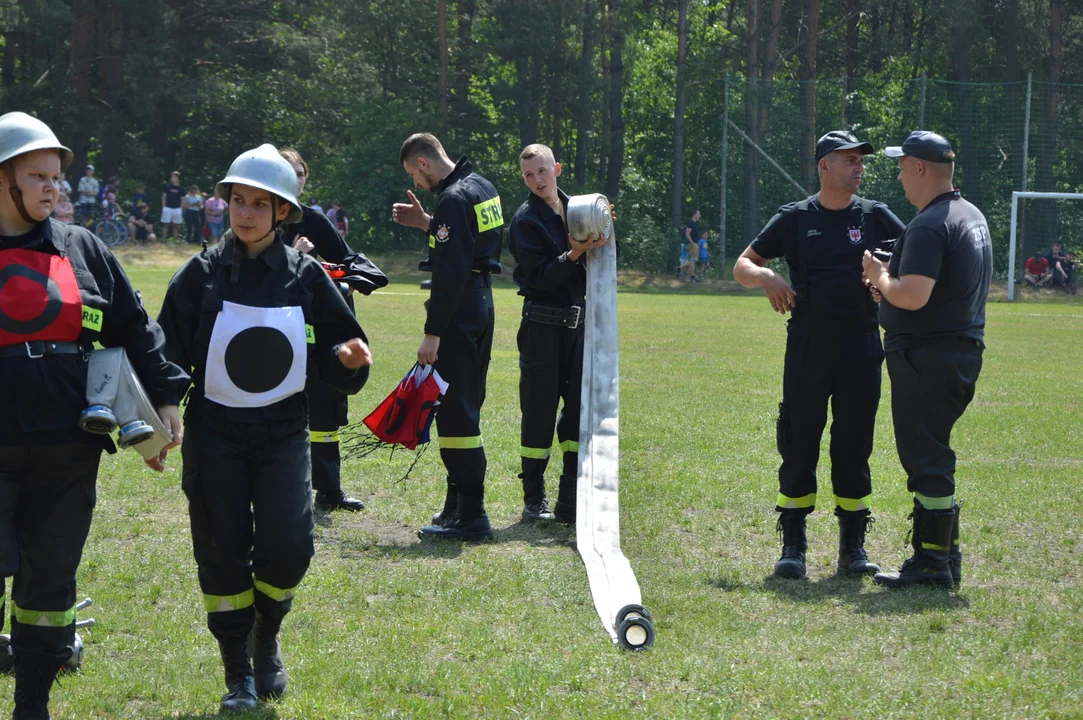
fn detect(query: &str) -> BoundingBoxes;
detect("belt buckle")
[25,341,44,359]
[569,305,582,329]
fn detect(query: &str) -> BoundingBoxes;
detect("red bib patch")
[0,249,83,347]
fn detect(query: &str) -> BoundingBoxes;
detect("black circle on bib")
[224,326,295,394]
[0,264,63,335]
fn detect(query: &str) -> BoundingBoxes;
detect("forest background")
[1,0,1081,273]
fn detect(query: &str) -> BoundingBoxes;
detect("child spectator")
[183,184,204,244]
[128,201,158,244]
[53,192,74,223]
[1062,250,1077,295]
[205,187,228,243]
[161,170,184,242]
[698,230,711,275]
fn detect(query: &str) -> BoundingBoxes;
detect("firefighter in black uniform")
[509,144,607,524]
[279,148,365,512]
[734,131,906,580]
[392,133,502,541]
[863,132,991,589]
[156,144,372,713]
[0,112,187,719]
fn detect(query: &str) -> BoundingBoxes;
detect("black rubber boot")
[520,473,554,521]
[430,480,458,526]
[315,489,365,512]
[217,635,257,713]
[835,508,881,576]
[949,502,962,586]
[11,646,69,720]
[553,474,577,525]
[251,594,290,700]
[873,502,955,589]
[419,492,493,541]
[773,510,808,579]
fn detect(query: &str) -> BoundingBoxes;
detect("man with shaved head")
[862,131,992,589]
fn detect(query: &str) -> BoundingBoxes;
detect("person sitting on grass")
[1024,251,1051,287]
[1061,250,1077,295]
[128,199,157,244]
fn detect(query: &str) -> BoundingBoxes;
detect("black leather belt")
[0,340,91,359]
[523,302,583,329]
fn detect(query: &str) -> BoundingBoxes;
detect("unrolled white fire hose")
[566,193,655,651]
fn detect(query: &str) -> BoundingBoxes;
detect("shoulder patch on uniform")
[435,224,450,242]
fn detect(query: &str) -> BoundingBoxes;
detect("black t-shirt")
[163,183,184,209]
[750,195,906,319]
[879,191,992,350]
[684,219,699,244]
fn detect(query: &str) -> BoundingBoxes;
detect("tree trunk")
[452,0,476,139]
[841,0,860,124]
[670,0,688,229]
[575,0,596,189]
[743,0,761,243]
[551,3,565,160]
[1,32,15,88]
[799,0,821,189]
[1035,0,1063,245]
[599,0,609,189]
[953,0,980,209]
[438,0,449,129]
[68,0,97,174]
[605,0,624,199]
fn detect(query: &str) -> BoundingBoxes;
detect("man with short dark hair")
[392,133,503,540]
[734,130,905,580]
[160,170,184,243]
[863,131,992,589]
[1024,251,1052,287]
[510,143,606,523]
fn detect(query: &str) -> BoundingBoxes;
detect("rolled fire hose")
[566,194,655,651]
[80,348,173,461]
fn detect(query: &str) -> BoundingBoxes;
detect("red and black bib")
[0,248,83,347]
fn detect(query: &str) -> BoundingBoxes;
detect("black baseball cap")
[884,131,956,163]
[815,131,874,162]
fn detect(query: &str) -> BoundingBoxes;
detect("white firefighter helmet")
[0,112,74,172]
[216,144,302,225]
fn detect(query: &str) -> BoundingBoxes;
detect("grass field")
[9,246,1082,719]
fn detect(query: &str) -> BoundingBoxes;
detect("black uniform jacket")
[509,189,586,306]
[157,234,369,425]
[424,156,503,337]
[284,204,351,264]
[0,219,189,447]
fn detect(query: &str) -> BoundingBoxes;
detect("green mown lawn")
[12,248,1081,719]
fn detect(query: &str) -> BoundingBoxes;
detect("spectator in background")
[128,200,157,244]
[132,182,150,211]
[334,204,349,238]
[1044,243,1073,292]
[205,187,227,243]
[161,170,184,242]
[1061,250,1077,295]
[1024,251,1051,287]
[677,241,692,280]
[309,198,323,214]
[53,192,74,223]
[76,164,99,223]
[183,184,204,244]
[98,175,120,206]
[58,171,72,197]
[698,229,711,275]
[326,199,339,227]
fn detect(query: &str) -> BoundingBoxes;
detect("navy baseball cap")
[885,131,956,163]
[815,131,874,162]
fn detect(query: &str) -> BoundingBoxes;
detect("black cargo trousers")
[775,313,884,513]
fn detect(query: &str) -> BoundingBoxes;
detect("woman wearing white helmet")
[0,111,187,719]
[156,143,372,714]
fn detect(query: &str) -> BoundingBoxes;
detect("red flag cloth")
[362,363,448,450]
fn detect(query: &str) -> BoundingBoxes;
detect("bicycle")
[79,202,130,247]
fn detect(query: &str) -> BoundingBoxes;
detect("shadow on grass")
[496,518,577,548]
[169,705,278,720]
[759,573,970,616]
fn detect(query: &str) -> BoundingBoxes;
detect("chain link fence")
[719,75,1083,288]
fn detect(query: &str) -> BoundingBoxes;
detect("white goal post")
[1007,191,1083,301]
